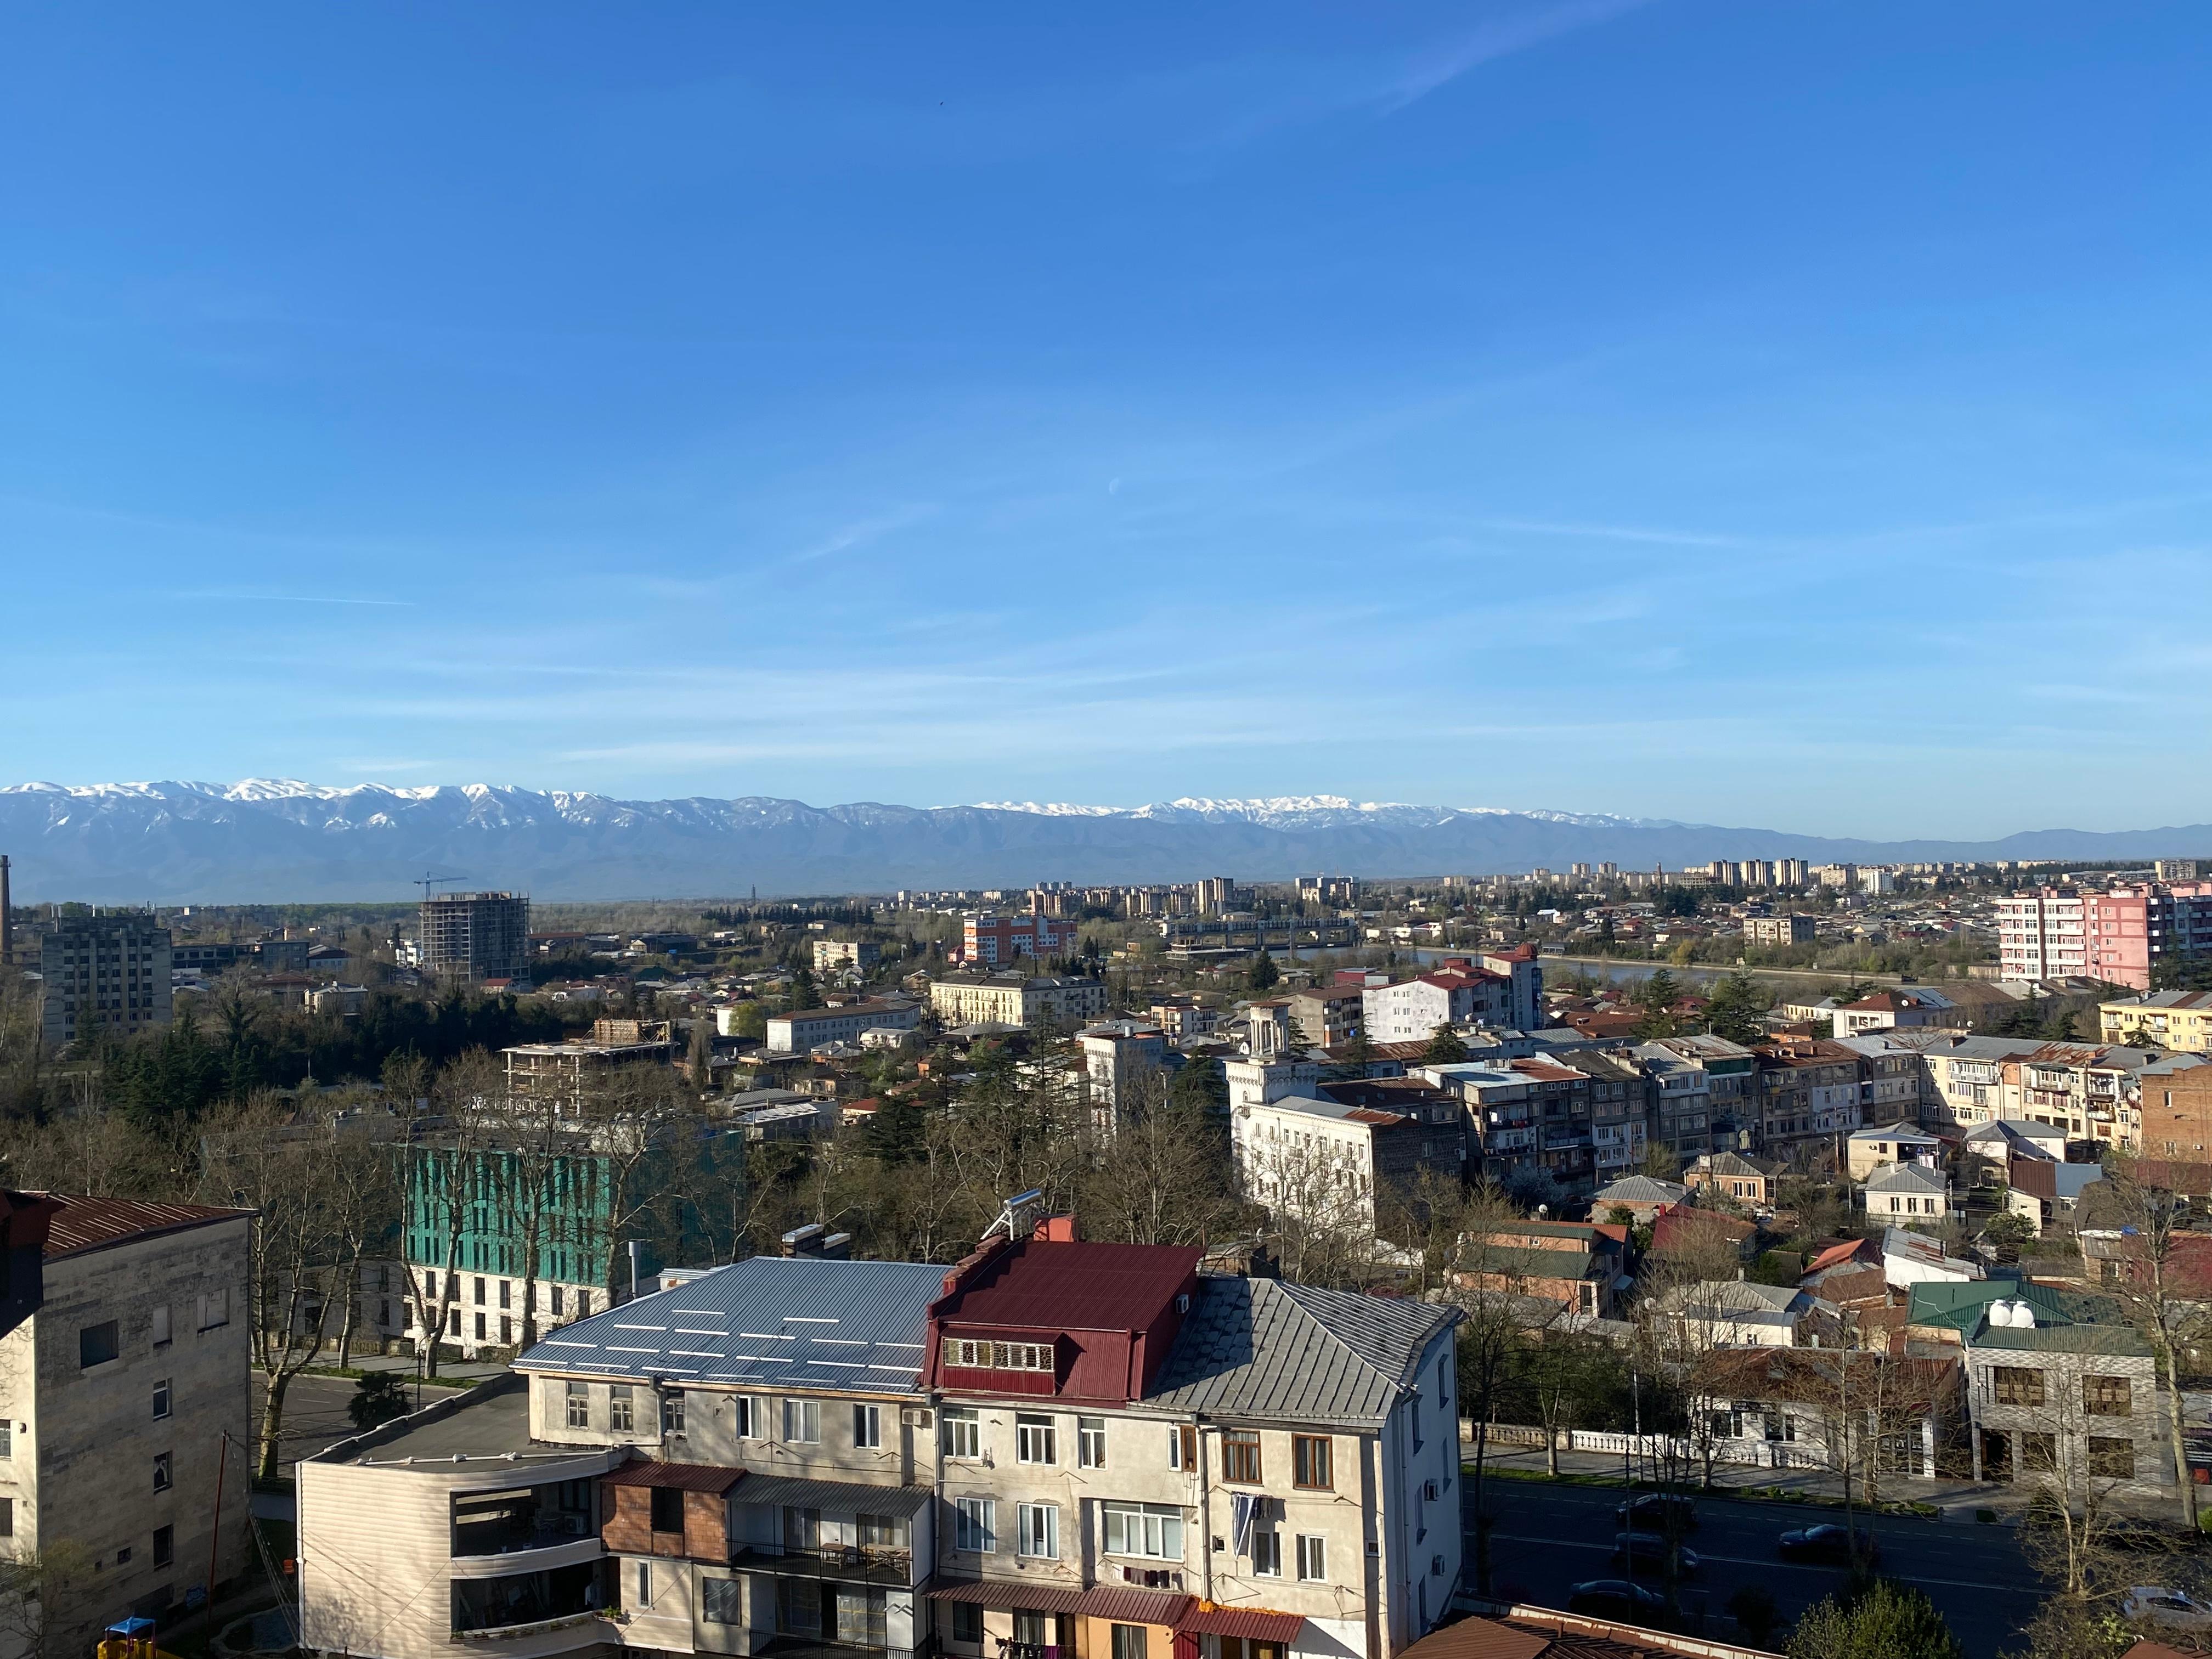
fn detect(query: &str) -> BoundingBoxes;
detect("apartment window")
[943,1407,980,1459]
[610,1385,635,1433]
[2089,1437,2137,1479]
[80,1320,121,1369]
[1112,1625,1149,1659]
[784,1398,821,1444]
[566,1380,590,1428]
[1293,1435,1333,1491]
[1170,1424,1198,1470]
[651,1486,685,1533]
[1017,1502,1060,1559]
[635,1561,653,1609]
[857,1513,903,1549]
[475,1312,487,1341]
[853,1403,881,1449]
[151,1305,171,1347]
[1296,1535,1327,1582]
[1221,1429,1262,1485]
[474,1276,487,1305]
[499,1316,512,1345]
[0,1499,10,1539]
[2085,1375,2132,1417]
[702,1577,742,1624]
[449,1308,461,1336]
[551,1285,565,1317]
[951,1603,984,1645]
[2019,1432,2059,1474]
[733,1396,758,1438]
[1992,1367,2046,1408]
[1251,1530,1282,1576]
[1078,1417,1107,1469]
[153,1378,172,1421]
[663,1390,686,1437]
[499,1280,512,1310]
[153,1525,173,1568]
[1016,1414,1057,1465]
[954,1497,996,1553]
[1102,1502,1183,1559]
[153,1452,173,1492]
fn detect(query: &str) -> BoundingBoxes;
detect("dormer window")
[943,1338,1055,1372]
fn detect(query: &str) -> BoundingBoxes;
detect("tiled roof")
[1147,1277,1455,1425]
[33,1195,251,1259]
[516,1255,945,1390]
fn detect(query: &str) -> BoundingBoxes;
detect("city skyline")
[7,6,2211,837]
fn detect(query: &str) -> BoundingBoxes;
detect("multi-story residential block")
[505,1028,674,1107]
[1222,1050,1319,1119]
[1234,1090,1463,1237]
[1574,1050,1650,1180]
[300,1229,1463,1659]
[1743,915,1816,947]
[1997,889,2089,982]
[0,1192,253,1650]
[1078,1022,1167,1122]
[1637,1033,1755,1153]
[1907,1279,2169,1497]
[38,912,174,1049]
[1421,1058,1594,1193]
[768,1000,922,1056]
[2083,883,2212,991]
[929,974,1109,1029]
[2140,1053,2212,1161]
[1146,998,1215,1045]
[2102,990,2212,1053]
[1195,876,1238,914]
[813,940,883,975]
[961,911,1077,967]
[1829,988,1960,1036]
[1284,985,1363,1051]
[1752,1039,1865,1151]
[420,891,531,981]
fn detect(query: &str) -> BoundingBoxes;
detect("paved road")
[1465,1480,2043,1659]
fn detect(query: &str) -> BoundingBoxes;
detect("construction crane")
[413,872,465,901]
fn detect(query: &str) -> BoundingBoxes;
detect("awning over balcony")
[1176,1607,1305,1643]
[735,1475,936,1517]
[604,1460,746,1494]
[1073,1589,1195,1626]
[927,1583,1086,1616]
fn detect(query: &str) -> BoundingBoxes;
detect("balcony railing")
[997,1641,1060,1659]
[731,1542,918,1585]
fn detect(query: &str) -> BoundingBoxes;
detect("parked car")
[1615,1492,1700,1532]
[1611,1532,1702,1576]
[1567,1580,1669,1623]
[1777,1523,1879,1565]
[2122,1587,2212,1632]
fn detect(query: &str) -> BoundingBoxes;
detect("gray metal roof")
[1864,1162,1946,1194]
[1146,1277,1457,1426]
[516,1255,946,1393]
[729,1472,935,1516]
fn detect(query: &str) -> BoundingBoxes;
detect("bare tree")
[2092,1156,2209,1529]
[401,1048,503,1376]
[0,1541,97,1659]
[1080,1073,1239,1248]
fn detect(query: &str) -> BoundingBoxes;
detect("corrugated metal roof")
[926,1583,1086,1614]
[603,1460,746,1493]
[1146,1278,1455,1426]
[1075,1587,1194,1625]
[935,1239,1200,1333]
[1179,1607,1305,1641]
[729,1473,935,1516]
[34,1195,251,1260]
[516,1256,946,1391]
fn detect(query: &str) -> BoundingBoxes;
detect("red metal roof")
[33,1195,250,1260]
[925,1583,1085,1615]
[1178,1607,1305,1642]
[935,1239,1201,1332]
[602,1460,746,1494]
[1075,1587,1194,1626]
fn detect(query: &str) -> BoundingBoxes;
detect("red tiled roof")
[602,1460,746,1493]
[934,1238,1200,1331]
[33,1195,250,1260]
[1178,1607,1305,1642]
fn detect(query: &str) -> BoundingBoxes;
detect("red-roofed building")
[0,1191,252,1649]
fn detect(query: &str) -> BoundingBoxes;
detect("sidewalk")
[1463,1435,2189,1524]
[298,1351,507,1383]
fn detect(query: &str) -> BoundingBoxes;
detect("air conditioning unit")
[901,1408,933,1427]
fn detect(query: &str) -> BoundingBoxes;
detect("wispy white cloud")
[174,590,417,607]
[793,503,940,562]
[1378,0,1663,116]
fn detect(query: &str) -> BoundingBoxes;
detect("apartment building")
[420,891,531,981]
[38,912,173,1050]
[1284,985,1363,1051]
[2101,990,2212,1054]
[1743,915,1816,947]
[0,1192,254,1653]
[1420,1058,1595,1193]
[1752,1039,1865,1151]
[1078,1022,1168,1122]
[767,1000,922,1056]
[1637,1033,1756,1155]
[505,1028,674,1108]
[929,974,1110,1029]
[961,912,1077,968]
[1362,975,1492,1045]
[2000,882,2212,990]
[1232,1092,1463,1237]
[299,1231,1463,1659]
[814,940,884,975]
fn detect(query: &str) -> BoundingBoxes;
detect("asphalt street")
[1465,1478,2046,1658]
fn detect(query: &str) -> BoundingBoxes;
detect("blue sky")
[5,3,2210,838]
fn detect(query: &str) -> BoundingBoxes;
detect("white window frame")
[1078,1417,1107,1469]
[734,1395,758,1438]
[1017,1502,1059,1559]
[943,1407,980,1459]
[1015,1414,1056,1465]
[854,1403,882,1449]
[1102,1502,1183,1560]
[784,1398,821,1444]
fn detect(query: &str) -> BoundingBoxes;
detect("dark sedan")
[1615,1492,1700,1532]
[1612,1531,1702,1576]
[1778,1522,1880,1565]
[1567,1579,1670,1624]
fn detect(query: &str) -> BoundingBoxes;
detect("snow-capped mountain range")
[0,779,2205,902]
